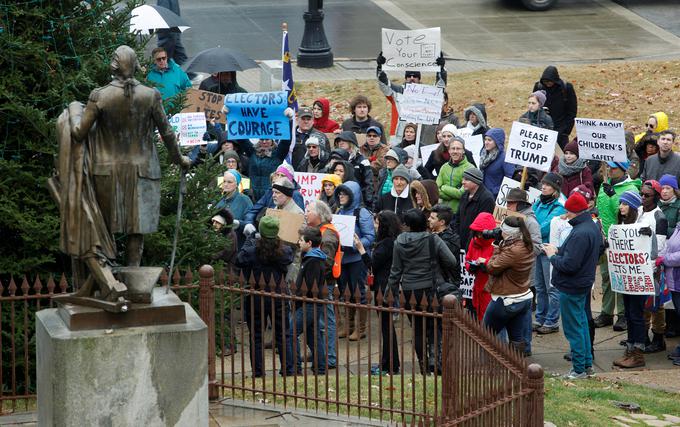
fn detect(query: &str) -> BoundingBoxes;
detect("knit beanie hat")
[484,128,505,148]
[659,174,679,190]
[305,136,321,147]
[211,215,226,225]
[462,167,483,186]
[619,190,642,210]
[335,131,358,147]
[541,172,563,192]
[222,149,240,164]
[225,169,242,186]
[569,184,593,202]
[531,90,547,108]
[441,124,458,136]
[272,178,295,197]
[644,179,662,195]
[565,192,588,213]
[563,139,579,156]
[275,162,295,183]
[391,164,412,183]
[259,216,280,239]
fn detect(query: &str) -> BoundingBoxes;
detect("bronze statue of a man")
[50,45,190,308]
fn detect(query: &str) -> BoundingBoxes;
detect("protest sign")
[398,84,444,125]
[464,134,483,167]
[495,177,541,208]
[331,214,356,247]
[169,112,207,146]
[459,250,473,300]
[265,209,305,244]
[420,143,439,168]
[492,205,526,225]
[181,88,226,124]
[381,27,441,72]
[294,172,325,207]
[607,224,655,295]
[575,118,627,162]
[506,121,558,172]
[224,91,290,139]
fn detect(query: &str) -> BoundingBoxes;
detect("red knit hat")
[565,192,588,213]
[644,179,662,195]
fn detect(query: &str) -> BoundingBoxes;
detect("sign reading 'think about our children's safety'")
[224,91,290,139]
[575,118,627,163]
[506,121,558,172]
[381,27,441,72]
[607,224,655,295]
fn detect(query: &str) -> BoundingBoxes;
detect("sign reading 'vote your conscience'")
[607,224,655,295]
[506,122,558,172]
[224,91,290,139]
[575,118,627,162]
[381,27,441,72]
[398,84,444,125]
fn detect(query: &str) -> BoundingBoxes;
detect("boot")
[589,319,596,360]
[338,308,354,339]
[643,332,667,353]
[618,347,646,369]
[348,309,367,341]
[593,313,613,328]
[613,345,632,368]
[613,316,627,332]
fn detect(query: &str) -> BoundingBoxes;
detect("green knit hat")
[259,216,280,239]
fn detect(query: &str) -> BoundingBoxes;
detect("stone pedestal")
[37,303,208,426]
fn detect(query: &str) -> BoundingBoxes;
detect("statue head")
[110,45,141,80]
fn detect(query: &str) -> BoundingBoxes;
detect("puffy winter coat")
[437,157,474,212]
[334,181,376,264]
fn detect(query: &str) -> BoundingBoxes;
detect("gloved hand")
[222,105,230,114]
[243,223,256,236]
[655,256,664,267]
[435,51,445,67]
[284,107,294,119]
[376,51,386,66]
[378,71,389,85]
[601,183,616,197]
[639,226,653,236]
[232,219,240,229]
[180,155,192,169]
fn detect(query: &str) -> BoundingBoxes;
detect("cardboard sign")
[181,88,226,124]
[506,121,558,172]
[492,205,526,225]
[459,250,473,300]
[264,208,305,244]
[224,91,290,139]
[575,118,627,162]
[464,134,483,167]
[398,84,444,125]
[381,27,441,72]
[608,224,655,295]
[169,112,207,146]
[294,172,325,207]
[495,177,541,208]
[331,214,357,248]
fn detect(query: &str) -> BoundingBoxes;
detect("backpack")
[319,223,343,279]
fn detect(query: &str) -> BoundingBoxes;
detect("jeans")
[623,293,647,347]
[325,284,337,367]
[293,303,327,374]
[600,254,624,316]
[559,291,592,374]
[244,294,295,377]
[338,260,367,304]
[535,254,560,328]
[483,297,532,345]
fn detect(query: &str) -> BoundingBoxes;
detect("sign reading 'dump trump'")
[381,27,441,72]
[506,121,558,172]
[224,91,290,139]
[575,118,627,162]
[607,224,655,295]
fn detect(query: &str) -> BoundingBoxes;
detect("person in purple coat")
[659,222,680,365]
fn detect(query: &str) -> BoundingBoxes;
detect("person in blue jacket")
[479,128,514,199]
[544,192,602,380]
[214,169,253,246]
[146,47,191,100]
[334,181,376,341]
[532,172,566,335]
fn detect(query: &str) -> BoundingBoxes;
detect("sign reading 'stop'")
[506,121,558,172]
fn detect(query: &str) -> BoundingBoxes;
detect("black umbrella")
[129,5,190,35]
[183,47,258,74]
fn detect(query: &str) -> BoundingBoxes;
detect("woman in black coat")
[355,210,402,375]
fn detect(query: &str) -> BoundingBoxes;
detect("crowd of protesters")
[151,48,680,380]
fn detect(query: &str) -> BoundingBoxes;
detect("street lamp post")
[297,0,333,68]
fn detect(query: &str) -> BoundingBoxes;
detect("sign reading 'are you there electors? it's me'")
[505,121,558,172]
[224,91,290,139]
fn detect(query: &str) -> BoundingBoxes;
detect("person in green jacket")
[436,136,473,212]
[594,161,642,331]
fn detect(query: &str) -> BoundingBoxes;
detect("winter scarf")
[479,148,500,171]
[558,156,587,177]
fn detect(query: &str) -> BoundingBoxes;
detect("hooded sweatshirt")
[199,71,247,95]
[465,212,497,321]
[387,232,458,291]
[313,98,340,133]
[479,128,515,198]
[532,66,577,139]
[319,174,341,211]
[295,247,328,300]
[634,111,669,143]
[464,103,489,136]
[334,181,375,263]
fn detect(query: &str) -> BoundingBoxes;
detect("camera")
[481,228,503,241]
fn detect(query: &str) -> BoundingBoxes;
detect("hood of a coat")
[395,231,430,258]
[335,180,362,210]
[464,103,487,128]
[540,65,560,83]
[315,98,331,121]
[410,180,439,209]
[304,247,327,261]
[484,128,506,152]
[651,111,669,133]
[469,212,497,231]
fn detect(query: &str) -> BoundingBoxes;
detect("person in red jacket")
[312,98,339,133]
[465,212,498,321]
[552,138,594,197]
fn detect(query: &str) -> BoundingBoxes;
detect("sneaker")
[532,322,542,332]
[667,346,680,360]
[537,325,559,335]
[563,369,587,380]
[585,367,596,378]
[593,313,613,328]
[370,365,388,376]
[612,316,627,332]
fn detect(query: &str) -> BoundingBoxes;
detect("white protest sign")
[169,112,207,146]
[420,143,439,168]
[459,250,473,300]
[398,84,443,125]
[294,172,325,207]
[575,118,627,162]
[331,214,356,247]
[506,121,558,172]
[495,177,541,208]
[381,27,441,72]
[464,134,483,167]
[607,224,655,295]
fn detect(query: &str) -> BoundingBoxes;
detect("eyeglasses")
[646,123,655,129]
[154,56,167,62]
[640,193,653,198]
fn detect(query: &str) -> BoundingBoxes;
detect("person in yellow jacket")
[634,111,669,143]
